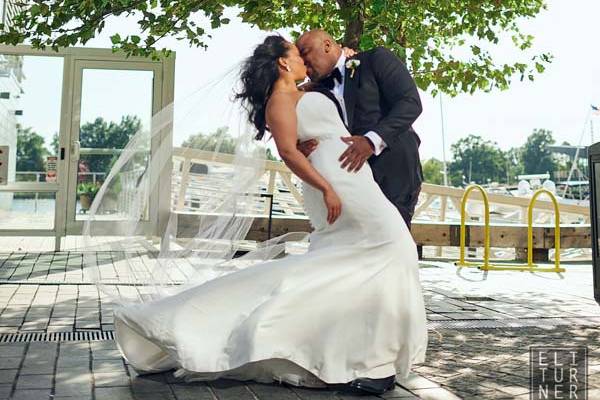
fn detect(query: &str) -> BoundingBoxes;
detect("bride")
[112,35,428,395]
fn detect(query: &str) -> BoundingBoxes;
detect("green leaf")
[29,5,41,17]
[0,0,551,96]
[535,62,545,73]
[110,33,121,44]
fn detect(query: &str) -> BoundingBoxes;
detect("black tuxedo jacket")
[314,47,423,218]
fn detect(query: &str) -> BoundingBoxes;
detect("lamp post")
[439,94,448,186]
[587,141,600,305]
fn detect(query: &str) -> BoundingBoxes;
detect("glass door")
[0,53,64,244]
[66,60,164,236]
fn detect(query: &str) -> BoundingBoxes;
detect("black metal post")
[587,142,600,305]
[260,193,274,240]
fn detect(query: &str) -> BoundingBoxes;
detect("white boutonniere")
[345,59,360,78]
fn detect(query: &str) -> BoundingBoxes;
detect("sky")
[18,57,154,151]
[16,0,600,162]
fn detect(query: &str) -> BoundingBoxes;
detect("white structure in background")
[542,179,556,194]
[516,173,550,191]
[0,1,22,209]
[517,179,532,196]
[0,54,23,209]
[514,174,561,201]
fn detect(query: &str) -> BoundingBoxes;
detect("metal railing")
[172,147,590,224]
[14,171,106,213]
[16,171,106,183]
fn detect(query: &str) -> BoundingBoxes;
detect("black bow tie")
[320,68,343,90]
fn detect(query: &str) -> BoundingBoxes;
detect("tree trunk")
[343,18,364,49]
[337,0,364,49]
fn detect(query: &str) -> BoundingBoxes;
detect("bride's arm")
[266,94,341,224]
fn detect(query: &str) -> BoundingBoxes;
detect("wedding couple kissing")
[112,29,428,396]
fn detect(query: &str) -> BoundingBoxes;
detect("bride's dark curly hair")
[235,35,290,140]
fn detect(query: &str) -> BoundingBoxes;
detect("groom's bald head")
[296,29,341,81]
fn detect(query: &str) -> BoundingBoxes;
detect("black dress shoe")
[348,375,396,395]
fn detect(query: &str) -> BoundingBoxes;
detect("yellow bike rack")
[482,188,565,272]
[454,184,491,269]
[455,186,565,273]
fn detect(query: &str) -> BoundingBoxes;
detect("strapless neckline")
[296,91,318,111]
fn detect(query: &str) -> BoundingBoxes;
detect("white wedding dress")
[113,91,428,387]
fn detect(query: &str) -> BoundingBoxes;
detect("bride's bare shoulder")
[265,92,304,132]
[266,92,303,119]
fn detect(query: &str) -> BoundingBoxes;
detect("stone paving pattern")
[0,340,427,400]
[0,326,597,400]
[0,252,598,399]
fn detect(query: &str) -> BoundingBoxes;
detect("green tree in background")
[0,1,551,95]
[448,134,506,185]
[521,128,556,175]
[505,147,524,184]
[265,148,278,162]
[553,140,573,175]
[16,126,48,174]
[50,131,59,156]
[444,129,563,187]
[182,127,237,154]
[79,115,142,174]
[422,158,445,185]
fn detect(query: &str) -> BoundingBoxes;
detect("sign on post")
[46,156,57,183]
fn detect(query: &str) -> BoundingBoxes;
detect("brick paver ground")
[0,252,598,399]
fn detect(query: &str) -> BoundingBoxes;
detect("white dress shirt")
[330,53,387,156]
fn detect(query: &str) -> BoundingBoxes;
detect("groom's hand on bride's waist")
[297,139,319,158]
[339,136,374,173]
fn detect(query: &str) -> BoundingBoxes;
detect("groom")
[295,30,423,231]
